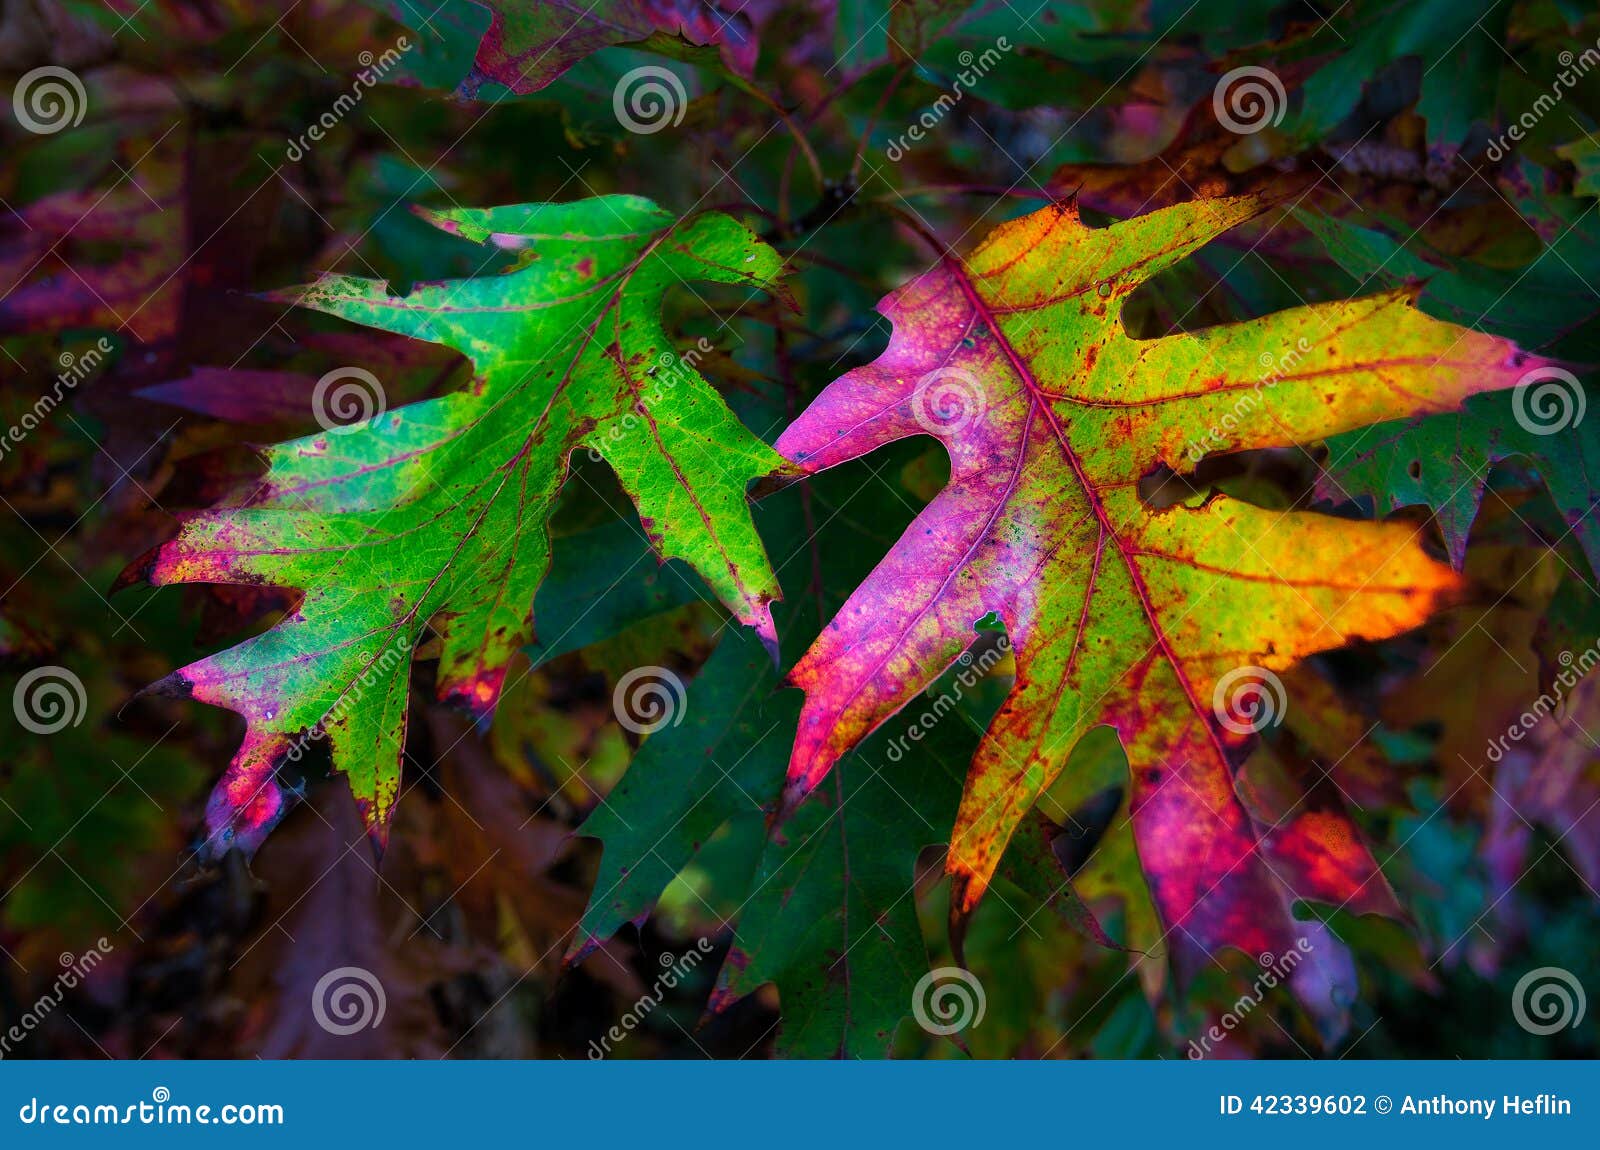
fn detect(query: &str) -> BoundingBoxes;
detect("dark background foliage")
[1,0,1597,1058]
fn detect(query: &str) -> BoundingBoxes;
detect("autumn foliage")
[2,0,1598,1059]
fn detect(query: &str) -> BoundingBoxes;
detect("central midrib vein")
[944,254,1243,779]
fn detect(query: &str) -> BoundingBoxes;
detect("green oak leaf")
[566,446,961,1056]
[568,438,1102,1057]
[123,196,786,854]
[526,516,710,669]
[1276,0,1512,148]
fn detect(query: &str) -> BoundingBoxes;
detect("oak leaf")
[773,194,1546,982]
[122,196,785,854]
